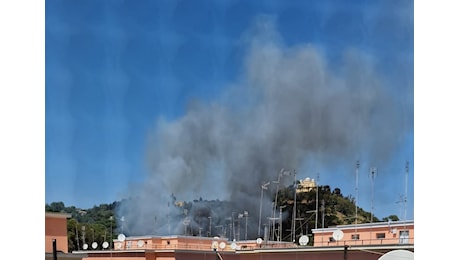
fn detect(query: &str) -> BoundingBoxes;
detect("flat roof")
[45,212,72,218]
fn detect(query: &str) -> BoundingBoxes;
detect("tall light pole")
[258,181,270,237]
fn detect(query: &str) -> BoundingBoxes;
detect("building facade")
[311,220,414,247]
[45,212,72,253]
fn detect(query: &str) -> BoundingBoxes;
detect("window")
[376,233,385,239]
[399,230,409,244]
[351,234,360,240]
[329,237,335,242]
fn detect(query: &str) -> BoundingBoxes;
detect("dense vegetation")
[46,184,400,251]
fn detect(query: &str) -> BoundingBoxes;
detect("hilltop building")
[296,177,317,193]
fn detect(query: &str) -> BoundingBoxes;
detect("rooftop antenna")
[121,216,125,234]
[369,167,377,223]
[291,169,297,243]
[75,225,80,251]
[315,172,320,230]
[258,181,271,237]
[355,160,360,234]
[167,202,171,235]
[404,161,409,230]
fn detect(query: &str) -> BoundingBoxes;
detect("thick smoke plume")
[116,18,410,238]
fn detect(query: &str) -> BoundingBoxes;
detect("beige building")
[296,177,317,193]
[73,232,413,260]
[312,220,414,247]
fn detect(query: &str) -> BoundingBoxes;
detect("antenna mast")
[370,167,377,223]
[315,173,319,230]
[404,161,409,228]
[355,160,359,233]
[291,170,297,243]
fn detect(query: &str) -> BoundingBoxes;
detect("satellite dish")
[256,238,263,244]
[102,241,109,249]
[299,235,309,246]
[116,243,122,249]
[332,229,344,241]
[219,242,226,249]
[92,242,98,249]
[230,242,237,250]
[137,240,144,248]
[118,234,126,241]
[211,241,219,250]
[378,249,414,260]
[83,243,88,250]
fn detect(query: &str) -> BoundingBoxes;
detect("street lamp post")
[258,181,270,238]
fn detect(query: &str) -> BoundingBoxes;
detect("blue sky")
[45,0,414,222]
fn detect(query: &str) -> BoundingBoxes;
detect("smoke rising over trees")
[116,17,412,237]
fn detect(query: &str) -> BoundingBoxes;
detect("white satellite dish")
[211,241,219,250]
[230,242,237,250]
[83,243,88,250]
[102,241,109,249]
[118,233,126,241]
[299,235,309,246]
[256,238,263,244]
[219,242,226,249]
[137,240,144,248]
[378,249,414,260]
[332,229,344,241]
[92,242,98,249]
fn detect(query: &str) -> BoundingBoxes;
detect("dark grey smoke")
[116,17,411,238]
